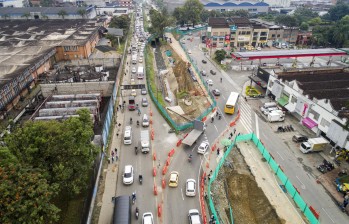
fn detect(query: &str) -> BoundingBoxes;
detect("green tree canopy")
[275,14,298,27]
[183,0,204,26]
[58,10,67,19]
[0,163,60,223]
[77,9,87,18]
[308,17,322,26]
[149,8,173,38]
[109,14,131,30]
[299,22,309,31]
[215,49,227,62]
[293,7,318,25]
[327,0,349,21]
[4,109,98,197]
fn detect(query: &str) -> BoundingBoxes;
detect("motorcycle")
[135,147,138,155]
[317,159,335,173]
[168,128,175,133]
[130,118,133,125]
[139,175,143,184]
[135,207,139,219]
[218,114,222,120]
[210,70,216,75]
[188,155,192,163]
[137,120,140,127]
[132,193,136,204]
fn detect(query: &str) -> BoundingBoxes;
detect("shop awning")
[277,95,289,107]
[302,117,318,129]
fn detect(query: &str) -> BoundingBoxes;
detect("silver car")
[141,97,148,107]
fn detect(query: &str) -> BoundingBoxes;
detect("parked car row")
[260,102,285,122]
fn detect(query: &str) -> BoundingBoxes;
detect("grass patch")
[145,45,166,107]
[143,10,149,32]
[54,190,86,224]
[213,58,228,71]
[177,91,189,99]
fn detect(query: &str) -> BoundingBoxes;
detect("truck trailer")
[182,120,206,146]
[300,137,329,153]
[267,110,285,122]
[140,130,150,153]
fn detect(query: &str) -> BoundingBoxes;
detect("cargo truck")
[182,120,206,147]
[300,137,329,153]
[268,110,285,122]
[140,130,150,153]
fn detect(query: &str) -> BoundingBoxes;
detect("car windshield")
[124,136,131,140]
[124,172,132,178]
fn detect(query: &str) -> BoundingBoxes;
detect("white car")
[139,57,143,63]
[197,141,209,154]
[256,47,261,51]
[132,67,137,73]
[206,79,213,86]
[188,209,201,224]
[142,212,154,224]
[186,179,196,196]
[123,165,134,185]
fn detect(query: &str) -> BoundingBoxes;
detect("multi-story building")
[0,0,29,7]
[204,1,269,14]
[207,17,230,48]
[0,6,97,20]
[0,19,104,115]
[264,67,349,149]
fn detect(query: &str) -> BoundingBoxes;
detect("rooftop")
[208,17,229,28]
[0,19,102,89]
[275,68,349,115]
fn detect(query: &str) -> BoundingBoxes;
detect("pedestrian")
[230,132,233,138]
[217,148,220,155]
[211,117,214,123]
[112,156,115,163]
[204,192,208,200]
[111,150,115,157]
[118,123,121,127]
[116,107,119,112]
[108,157,111,164]
[216,111,218,117]
[124,73,126,76]
[127,62,128,65]
[119,104,121,110]
[204,176,206,183]
[341,194,349,211]
[238,133,241,136]
[210,170,213,175]
[233,128,236,135]
[115,148,118,155]
[208,173,211,181]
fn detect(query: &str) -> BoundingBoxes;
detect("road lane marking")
[296,176,306,190]
[322,207,335,223]
[213,124,218,132]
[180,188,184,200]
[276,152,285,161]
[255,114,259,139]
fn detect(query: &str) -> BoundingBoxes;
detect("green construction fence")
[208,133,320,224]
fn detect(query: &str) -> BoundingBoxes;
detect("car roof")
[170,171,178,180]
[187,179,196,188]
[125,165,132,172]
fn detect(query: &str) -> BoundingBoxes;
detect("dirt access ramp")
[236,141,306,224]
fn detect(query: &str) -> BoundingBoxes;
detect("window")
[272,34,275,38]
[213,32,218,36]
[219,37,224,42]
[63,46,78,52]
[320,118,330,127]
[261,32,268,36]
[290,95,297,103]
[277,34,280,37]
[219,32,225,36]
[308,108,320,120]
[253,32,258,36]
[260,37,267,41]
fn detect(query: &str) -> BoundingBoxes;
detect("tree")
[215,49,226,62]
[275,15,298,27]
[77,9,87,19]
[173,7,187,26]
[58,10,67,19]
[330,15,349,47]
[4,109,98,197]
[293,7,318,25]
[327,0,349,21]
[41,14,48,20]
[21,12,31,20]
[109,14,131,30]
[182,0,204,26]
[200,9,210,23]
[300,22,309,31]
[0,163,60,223]
[149,8,173,38]
[308,17,322,26]
[2,14,10,20]
[234,9,249,18]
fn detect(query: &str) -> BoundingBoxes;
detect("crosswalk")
[238,99,253,133]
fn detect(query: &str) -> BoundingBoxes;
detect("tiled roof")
[208,17,229,28]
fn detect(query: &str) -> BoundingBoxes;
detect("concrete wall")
[58,57,120,68]
[40,81,114,97]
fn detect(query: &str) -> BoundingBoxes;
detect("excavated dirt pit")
[212,146,284,224]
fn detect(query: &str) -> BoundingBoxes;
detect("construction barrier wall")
[144,33,217,131]
[208,133,320,224]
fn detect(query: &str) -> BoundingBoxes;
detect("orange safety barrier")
[309,206,320,219]
[176,139,182,147]
[166,157,171,166]
[206,162,209,168]
[162,178,166,189]
[151,132,154,140]
[150,110,153,116]
[154,184,158,195]
[153,152,156,161]
[162,165,168,175]
[168,148,175,157]
[183,133,189,138]
[153,167,157,177]
[150,119,153,124]
[158,204,162,217]
[202,116,207,122]
[211,144,216,151]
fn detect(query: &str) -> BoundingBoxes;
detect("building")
[264,67,349,149]
[96,5,129,16]
[0,19,105,116]
[0,6,97,20]
[207,17,269,49]
[0,0,29,7]
[207,17,230,48]
[204,1,269,14]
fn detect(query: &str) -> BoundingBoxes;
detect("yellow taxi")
[169,171,179,187]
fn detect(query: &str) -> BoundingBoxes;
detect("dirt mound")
[226,172,284,224]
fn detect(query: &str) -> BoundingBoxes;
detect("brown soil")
[158,43,211,122]
[211,145,284,224]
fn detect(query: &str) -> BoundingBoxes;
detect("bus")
[113,195,131,224]
[137,66,144,79]
[224,92,239,114]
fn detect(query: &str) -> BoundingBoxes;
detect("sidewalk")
[97,100,125,224]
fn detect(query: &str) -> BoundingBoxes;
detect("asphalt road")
[181,33,348,223]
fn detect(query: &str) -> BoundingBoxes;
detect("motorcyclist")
[135,146,138,154]
[130,117,133,124]
[220,77,222,83]
[218,114,222,120]
[211,117,214,123]
[139,174,143,182]
[132,192,136,201]
[135,207,139,219]
[137,120,140,126]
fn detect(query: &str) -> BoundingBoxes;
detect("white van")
[137,66,144,79]
[124,126,132,145]
[132,54,137,64]
[260,102,277,114]
[142,114,149,127]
